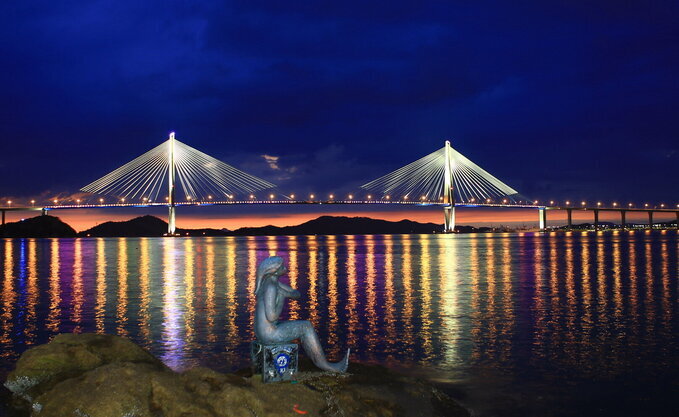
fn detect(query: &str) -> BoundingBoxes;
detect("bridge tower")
[80,132,275,236]
[443,140,456,233]
[168,132,176,235]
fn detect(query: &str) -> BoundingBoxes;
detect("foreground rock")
[4,333,165,404]
[4,334,469,417]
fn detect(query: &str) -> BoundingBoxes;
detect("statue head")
[255,256,285,294]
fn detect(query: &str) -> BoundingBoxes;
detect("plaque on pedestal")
[251,340,298,383]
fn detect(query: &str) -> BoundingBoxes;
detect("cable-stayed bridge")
[360,140,524,232]
[79,132,275,234]
[2,133,678,233]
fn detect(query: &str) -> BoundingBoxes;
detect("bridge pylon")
[168,132,176,235]
[360,138,522,233]
[80,131,275,234]
[443,140,455,233]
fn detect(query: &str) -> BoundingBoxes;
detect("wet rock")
[4,334,469,417]
[33,362,160,417]
[4,333,165,403]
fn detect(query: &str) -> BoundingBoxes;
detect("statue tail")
[339,348,350,373]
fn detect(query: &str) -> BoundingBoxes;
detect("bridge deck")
[1,201,677,213]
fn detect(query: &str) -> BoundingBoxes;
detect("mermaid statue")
[254,256,350,373]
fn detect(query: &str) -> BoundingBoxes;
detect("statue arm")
[277,281,301,299]
[263,285,280,323]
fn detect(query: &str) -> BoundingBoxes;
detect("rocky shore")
[3,333,469,417]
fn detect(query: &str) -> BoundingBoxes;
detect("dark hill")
[78,215,231,237]
[12,214,484,238]
[79,215,168,237]
[232,215,443,235]
[0,215,77,238]
[79,215,446,236]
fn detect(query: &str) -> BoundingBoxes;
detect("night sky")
[1,1,677,229]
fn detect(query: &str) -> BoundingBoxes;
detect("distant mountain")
[78,215,230,237]
[77,214,445,237]
[5,214,492,238]
[232,215,443,235]
[77,214,450,236]
[79,215,168,237]
[0,215,77,238]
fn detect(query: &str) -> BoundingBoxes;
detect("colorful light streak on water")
[0,232,677,416]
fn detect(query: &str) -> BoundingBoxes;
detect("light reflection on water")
[0,232,678,416]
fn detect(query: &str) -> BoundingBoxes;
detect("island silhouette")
[0,214,493,237]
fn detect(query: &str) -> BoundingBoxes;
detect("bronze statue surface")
[254,256,349,372]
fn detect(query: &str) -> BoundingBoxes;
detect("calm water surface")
[1,232,678,416]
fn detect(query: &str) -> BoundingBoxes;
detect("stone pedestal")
[251,340,298,383]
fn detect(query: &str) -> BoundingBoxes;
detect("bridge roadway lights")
[538,208,546,231]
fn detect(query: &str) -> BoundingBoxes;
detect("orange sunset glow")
[3,206,673,233]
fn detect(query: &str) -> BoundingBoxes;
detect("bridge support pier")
[648,211,653,229]
[621,210,626,230]
[538,208,546,231]
[594,209,599,231]
[444,206,455,233]
[567,208,572,230]
[1,210,4,225]
[168,205,176,235]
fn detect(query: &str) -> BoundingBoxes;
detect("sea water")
[0,232,677,416]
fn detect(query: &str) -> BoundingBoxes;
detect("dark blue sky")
[1,1,677,205]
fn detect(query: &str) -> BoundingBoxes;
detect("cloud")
[261,154,280,170]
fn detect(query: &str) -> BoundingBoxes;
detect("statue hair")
[255,256,284,294]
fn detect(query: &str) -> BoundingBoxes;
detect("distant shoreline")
[0,214,481,238]
[1,213,676,238]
